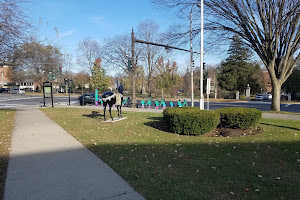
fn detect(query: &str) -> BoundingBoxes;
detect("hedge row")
[216,107,262,129]
[163,107,220,135]
[163,107,262,135]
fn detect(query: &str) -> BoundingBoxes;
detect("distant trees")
[217,35,265,94]
[76,37,102,74]
[90,58,110,92]
[102,34,133,73]
[137,19,164,97]
[282,63,300,98]
[72,70,90,90]
[0,0,32,63]
[10,41,62,86]
[152,0,300,111]
[155,57,179,96]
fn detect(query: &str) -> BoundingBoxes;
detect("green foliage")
[155,57,179,95]
[282,65,300,95]
[90,66,110,92]
[163,107,220,135]
[216,107,262,129]
[217,34,265,93]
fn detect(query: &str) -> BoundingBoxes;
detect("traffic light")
[127,58,132,71]
[59,66,62,73]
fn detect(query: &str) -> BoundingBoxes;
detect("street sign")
[48,73,56,81]
[207,78,211,94]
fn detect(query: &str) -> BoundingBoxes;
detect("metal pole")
[51,78,54,107]
[68,79,71,106]
[190,6,194,107]
[199,0,204,110]
[130,29,137,108]
[1,65,3,88]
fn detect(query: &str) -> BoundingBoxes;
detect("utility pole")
[190,6,194,107]
[199,0,204,110]
[130,29,201,109]
[131,29,137,108]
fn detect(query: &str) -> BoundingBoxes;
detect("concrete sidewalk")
[4,108,145,200]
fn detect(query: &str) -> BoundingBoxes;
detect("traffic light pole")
[130,29,137,108]
[130,29,200,108]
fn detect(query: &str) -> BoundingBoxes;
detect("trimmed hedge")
[216,107,262,129]
[163,107,220,135]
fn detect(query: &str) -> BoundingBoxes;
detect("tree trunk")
[271,82,281,111]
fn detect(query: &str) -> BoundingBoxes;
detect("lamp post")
[190,5,194,107]
[131,29,137,108]
[198,0,204,110]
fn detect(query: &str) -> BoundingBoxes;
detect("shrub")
[216,107,262,129]
[163,107,220,135]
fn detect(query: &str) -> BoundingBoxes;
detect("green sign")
[44,86,51,98]
[48,73,56,81]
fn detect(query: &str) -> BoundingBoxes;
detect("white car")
[11,88,25,94]
[255,93,268,100]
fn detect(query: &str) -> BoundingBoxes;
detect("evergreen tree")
[90,58,110,92]
[226,34,252,62]
[218,35,264,93]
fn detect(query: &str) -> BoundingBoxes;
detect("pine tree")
[218,35,264,93]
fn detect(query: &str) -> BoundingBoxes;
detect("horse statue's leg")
[103,103,107,121]
[109,104,113,120]
[117,105,120,117]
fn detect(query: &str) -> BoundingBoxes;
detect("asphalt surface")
[1,93,300,113]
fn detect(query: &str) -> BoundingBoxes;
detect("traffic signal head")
[127,58,132,71]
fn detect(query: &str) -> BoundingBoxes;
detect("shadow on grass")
[82,111,104,119]
[260,122,300,131]
[144,117,171,133]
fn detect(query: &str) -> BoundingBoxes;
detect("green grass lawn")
[41,108,300,200]
[0,109,15,200]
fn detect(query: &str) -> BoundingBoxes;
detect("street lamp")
[190,5,195,107]
[197,0,204,110]
[131,29,137,108]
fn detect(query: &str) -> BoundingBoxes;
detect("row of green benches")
[121,97,188,108]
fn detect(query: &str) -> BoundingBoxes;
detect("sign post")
[206,78,211,110]
[95,89,98,106]
[42,81,53,107]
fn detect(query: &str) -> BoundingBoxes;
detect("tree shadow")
[144,117,171,133]
[260,122,300,131]
[82,111,104,119]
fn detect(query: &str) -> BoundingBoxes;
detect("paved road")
[0,93,78,108]
[1,93,299,113]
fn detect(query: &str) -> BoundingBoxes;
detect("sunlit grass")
[0,109,15,199]
[41,108,300,200]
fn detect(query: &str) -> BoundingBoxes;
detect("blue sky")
[30,0,222,74]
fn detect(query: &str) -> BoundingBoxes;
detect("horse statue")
[101,91,123,121]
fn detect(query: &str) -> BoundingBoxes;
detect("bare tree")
[152,0,300,111]
[76,37,102,74]
[11,40,62,87]
[0,0,32,62]
[137,19,165,97]
[102,34,132,73]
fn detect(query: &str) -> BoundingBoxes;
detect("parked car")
[0,88,9,93]
[78,93,102,105]
[255,93,268,100]
[10,88,25,94]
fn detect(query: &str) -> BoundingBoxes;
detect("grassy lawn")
[0,109,15,200]
[41,108,300,200]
